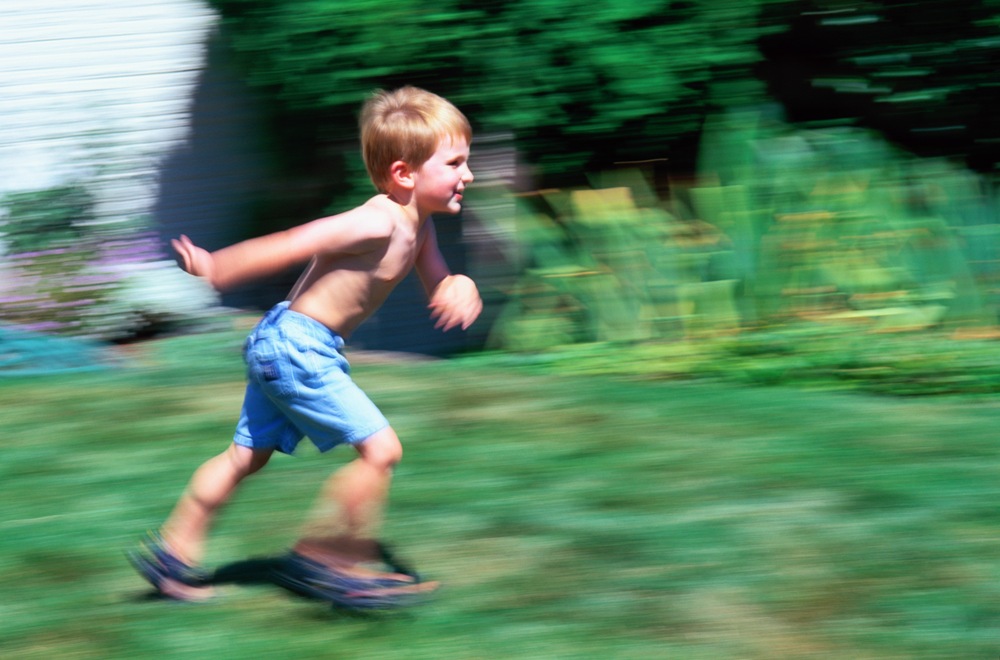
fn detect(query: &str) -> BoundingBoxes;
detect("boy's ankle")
[158,530,200,568]
[293,537,381,567]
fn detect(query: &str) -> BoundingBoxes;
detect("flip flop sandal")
[271,551,435,611]
[126,531,213,601]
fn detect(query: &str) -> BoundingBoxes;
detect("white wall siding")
[0,0,217,226]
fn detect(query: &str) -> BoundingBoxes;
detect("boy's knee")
[356,428,402,470]
[225,443,272,477]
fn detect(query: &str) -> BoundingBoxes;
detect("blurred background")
[3,0,1000,385]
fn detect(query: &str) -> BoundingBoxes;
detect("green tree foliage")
[758,0,1000,172]
[207,0,774,187]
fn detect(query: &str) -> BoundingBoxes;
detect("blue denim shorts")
[233,302,389,454]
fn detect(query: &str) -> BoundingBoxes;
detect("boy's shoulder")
[356,194,402,221]
[314,196,399,240]
[286,196,403,261]
[356,195,405,231]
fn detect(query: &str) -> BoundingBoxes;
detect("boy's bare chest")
[372,231,423,283]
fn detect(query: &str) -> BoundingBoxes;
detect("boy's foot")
[127,531,215,602]
[271,550,438,611]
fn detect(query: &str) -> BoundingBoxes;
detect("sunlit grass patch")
[1,330,997,658]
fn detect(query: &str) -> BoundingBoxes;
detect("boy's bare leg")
[294,427,402,569]
[161,442,273,567]
[274,427,439,604]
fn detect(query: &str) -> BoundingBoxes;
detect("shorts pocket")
[258,360,281,382]
[245,334,295,398]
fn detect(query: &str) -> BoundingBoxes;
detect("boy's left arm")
[415,219,482,331]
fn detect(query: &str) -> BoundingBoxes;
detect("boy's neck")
[382,189,429,228]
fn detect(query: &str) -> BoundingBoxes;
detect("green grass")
[1,327,998,658]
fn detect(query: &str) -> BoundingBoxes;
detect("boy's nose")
[464,166,474,183]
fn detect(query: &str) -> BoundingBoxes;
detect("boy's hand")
[171,234,215,284]
[429,274,482,331]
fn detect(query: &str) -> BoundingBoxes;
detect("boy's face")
[414,135,474,215]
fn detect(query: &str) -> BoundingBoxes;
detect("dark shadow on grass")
[123,554,429,621]
[125,589,215,604]
[209,556,424,621]
[209,556,285,586]
[122,556,284,604]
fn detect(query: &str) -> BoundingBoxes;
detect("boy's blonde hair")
[360,86,472,193]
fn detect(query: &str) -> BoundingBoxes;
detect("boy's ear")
[390,160,415,190]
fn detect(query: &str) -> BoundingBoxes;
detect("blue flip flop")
[126,531,212,600]
[270,551,434,611]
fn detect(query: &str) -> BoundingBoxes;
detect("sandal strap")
[142,531,211,586]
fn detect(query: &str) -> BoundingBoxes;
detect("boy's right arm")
[171,234,216,283]
[171,206,393,292]
[171,230,314,291]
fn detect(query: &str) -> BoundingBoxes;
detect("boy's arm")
[172,208,392,292]
[415,218,482,331]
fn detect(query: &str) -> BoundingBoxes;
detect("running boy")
[130,86,480,603]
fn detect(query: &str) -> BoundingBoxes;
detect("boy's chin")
[424,197,464,216]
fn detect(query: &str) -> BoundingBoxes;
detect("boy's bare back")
[287,195,434,337]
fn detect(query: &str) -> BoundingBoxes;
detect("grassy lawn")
[0,326,997,658]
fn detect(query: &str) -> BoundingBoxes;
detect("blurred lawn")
[0,326,997,658]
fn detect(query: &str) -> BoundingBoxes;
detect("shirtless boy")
[129,86,481,605]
